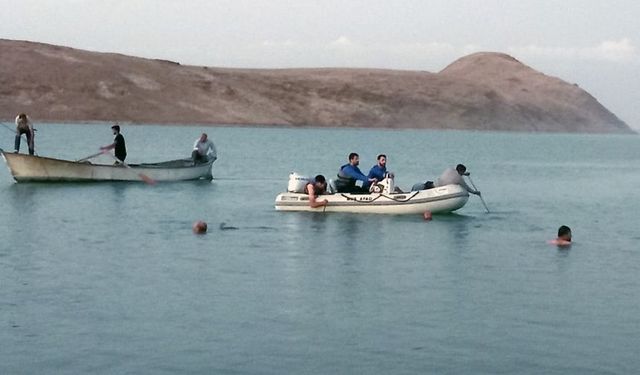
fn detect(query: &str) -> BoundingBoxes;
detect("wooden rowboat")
[0,148,214,183]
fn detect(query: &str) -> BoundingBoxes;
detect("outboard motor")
[287,172,309,193]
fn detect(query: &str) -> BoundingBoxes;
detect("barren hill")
[0,39,632,133]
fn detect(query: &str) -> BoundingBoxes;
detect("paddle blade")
[139,173,156,185]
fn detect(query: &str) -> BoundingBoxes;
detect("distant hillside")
[0,39,633,133]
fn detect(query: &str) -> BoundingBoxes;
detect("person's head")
[111,125,121,134]
[192,220,208,234]
[456,164,468,176]
[313,174,327,193]
[557,225,572,242]
[200,133,208,142]
[377,154,387,167]
[18,113,27,120]
[348,152,360,166]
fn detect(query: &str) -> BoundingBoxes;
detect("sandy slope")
[0,39,632,133]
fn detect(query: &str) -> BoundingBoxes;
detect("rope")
[339,191,419,204]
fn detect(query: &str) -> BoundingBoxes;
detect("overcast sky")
[1,0,639,129]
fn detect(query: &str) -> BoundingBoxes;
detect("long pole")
[76,151,107,162]
[105,152,156,185]
[0,122,17,134]
[467,175,490,213]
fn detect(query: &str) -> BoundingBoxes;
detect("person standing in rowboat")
[335,152,377,193]
[192,133,217,164]
[14,113,35,155]
[100,125,127,164]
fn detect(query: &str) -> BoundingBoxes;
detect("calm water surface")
[1,124,639,374]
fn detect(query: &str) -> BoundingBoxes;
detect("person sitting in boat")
[434,164,480,195]
[100,125,127,163]
[192,133,217,164]
[549,225,572,247]
[14,113,35,155]
[368,154,395,181]
[335,152,377,193]
[304,175,329,208]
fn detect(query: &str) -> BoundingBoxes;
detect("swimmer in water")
[549,225,572,247]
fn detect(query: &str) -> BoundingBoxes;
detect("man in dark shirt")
[100,125,127,163]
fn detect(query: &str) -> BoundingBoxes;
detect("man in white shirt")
[192,133,217,164]
[434,164,480,195]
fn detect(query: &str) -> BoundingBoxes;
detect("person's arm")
[100,142,115,151]
[460,177,480,195]
[549,239,572,247]
[307,184,328,208]
[368,166,384,181]
[207,141,217,160]
[345,165,376,184]
[27,118,35,148]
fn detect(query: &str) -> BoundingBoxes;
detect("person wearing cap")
[192,133,217,164]
[434,164,480,195]
[14,113,35,155]
[100,125,127,163]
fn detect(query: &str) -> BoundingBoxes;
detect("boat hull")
[1,150,214,182]
[275,184,469,214]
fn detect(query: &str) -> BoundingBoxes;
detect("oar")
[77,151,106,162]
[467,175,490,213]
[106,152,156,185]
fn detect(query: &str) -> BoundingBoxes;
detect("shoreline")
[1,119,635,134]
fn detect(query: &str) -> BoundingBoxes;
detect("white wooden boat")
[275,176,469,214]
[0,148,214,183]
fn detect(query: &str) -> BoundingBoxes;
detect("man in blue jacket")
[335,152,377,193]
[368,154,395,181]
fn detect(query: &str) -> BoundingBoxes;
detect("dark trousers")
[335,182,369,194]
[15,129,34,155]
[192,150,207,164]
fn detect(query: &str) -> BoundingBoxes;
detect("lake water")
[1,124,639,374]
